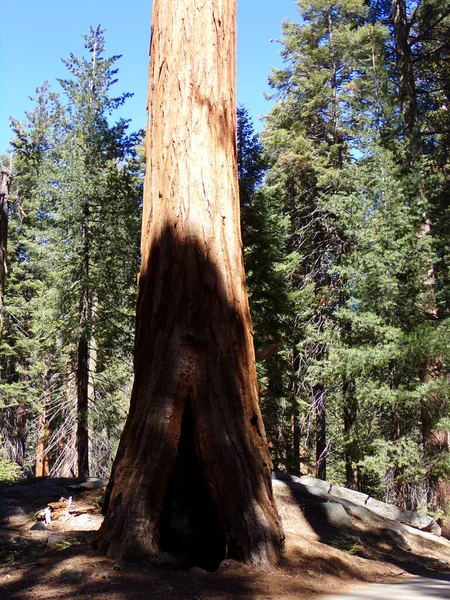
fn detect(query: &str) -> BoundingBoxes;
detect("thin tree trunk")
[36,396,51,477]
[77,207,90,478]
[292,413,301,475]
[15,403,27,468]
[96,0,284,569]
[393,410,407,510]
[392,0,420,158]
[343,379,359,490]
[315,385,326,480]
[87,294,97,471]
[0,167,11,341]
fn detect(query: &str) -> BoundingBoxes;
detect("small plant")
[54,540,72,551]
[0,453,21,485]
[329,536,364,555]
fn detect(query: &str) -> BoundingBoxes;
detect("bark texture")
[95,0,284,569]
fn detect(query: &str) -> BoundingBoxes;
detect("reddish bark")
[95,0,284,570]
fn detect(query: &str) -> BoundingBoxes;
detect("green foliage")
[258,0,450,508]
[1,27,142,477]
[0,450,21,484]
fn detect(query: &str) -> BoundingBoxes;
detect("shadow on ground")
[276,474,450,578]
[1,476,450,600]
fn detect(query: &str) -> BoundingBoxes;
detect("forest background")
[1,0,450,534]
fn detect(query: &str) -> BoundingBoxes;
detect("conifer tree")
[238,107,300,472]
[262,0,376,479]
[1,31,142,478]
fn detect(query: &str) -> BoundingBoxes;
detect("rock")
[30,521,48,531]
[420,519,442,536]
[70,514,91,528]
[149,552,181,570]
[384,529,412,552]
[295,475,441,536]
[217,559,243,572]
[68,478,108,491]
[305,502,353,529]
[63,568,83,581]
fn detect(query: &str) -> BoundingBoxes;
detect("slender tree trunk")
[0,167,11,341]
[393,410,407,510]
[15,403,27,468]
[96,0,284,569]
[392,0,420,157]
[77,207,90,478]
[315,385,326,480]
[36,396,51,477]
[292,413,301,475]
[343,380,359,490]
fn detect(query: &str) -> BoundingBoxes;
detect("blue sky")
[0,0,299,151]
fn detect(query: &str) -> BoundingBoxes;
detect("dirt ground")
[1,478,449,600]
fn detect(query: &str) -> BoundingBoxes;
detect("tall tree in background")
[262,0,375,480]
[52,27,123,476]
[1,32,141,479]
[238,107,299,472]
[0,164,12,341]
[45,26,141,477]
[96,0,284,569]
[0,84,61,470]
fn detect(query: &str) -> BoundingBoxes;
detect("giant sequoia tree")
[95,0,284,569]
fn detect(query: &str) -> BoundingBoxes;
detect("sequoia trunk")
[95,0,284,569]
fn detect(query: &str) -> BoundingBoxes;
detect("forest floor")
[1,477,450,600]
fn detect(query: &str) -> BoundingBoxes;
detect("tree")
[95,0,285,569]
[1,35,142,478]
[0,163,12,341]
[262,0,377,480]
[237,107,300,473]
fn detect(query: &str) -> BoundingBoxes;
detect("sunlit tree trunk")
[36,395,51,477]
[95,0,284,569]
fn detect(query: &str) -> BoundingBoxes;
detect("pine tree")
[0,83,61,471]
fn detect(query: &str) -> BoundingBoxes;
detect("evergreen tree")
[96,0,284,569]
[238,106,300,472]
[262,0,377,479]
[1,29,142,478]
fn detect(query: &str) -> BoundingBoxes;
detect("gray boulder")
[305,502,353,529]
[294,475,441,536]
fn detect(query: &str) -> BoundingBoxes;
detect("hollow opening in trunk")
[159,398,226,571]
